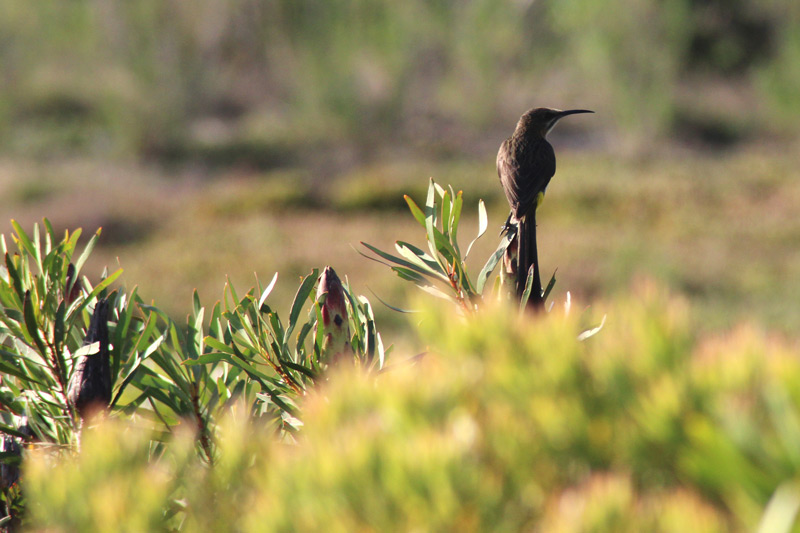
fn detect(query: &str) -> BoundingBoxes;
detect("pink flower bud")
[316,266,352,364]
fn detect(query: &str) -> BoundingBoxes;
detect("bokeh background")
[2,0,799,332]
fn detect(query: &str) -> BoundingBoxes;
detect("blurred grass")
[1,0,799,159]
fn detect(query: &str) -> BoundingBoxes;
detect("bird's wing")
[497,138,555,219]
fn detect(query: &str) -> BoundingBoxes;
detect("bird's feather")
[496,136,556,219]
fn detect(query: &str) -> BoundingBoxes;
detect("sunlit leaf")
[477,231,514,294]
[258,272,279,309]
[465,199,488,260]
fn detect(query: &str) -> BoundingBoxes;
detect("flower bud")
[315,267,351,364]
[67,299,111,420]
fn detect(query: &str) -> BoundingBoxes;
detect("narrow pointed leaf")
[75,269,124,318]
[10,220,38,265]
[368,288,417,313]
[441,189,451,237]
[542,269,557,301]
[360,242,440,278]
[4,254,24,302]
[182,353,232,366]
[465,199,488,259]
[477,232,514,293]
[395,241,447,277]
[577,315,607,341]
[0,424,31,439]
[451,190,463,254]
[424,179,438,258]
[519,265,536,311]
[258,272,279,309]
[22,291,47,356]
[392,266,431,285]
[284,269,319,344]
[404,195,426,228]
[74,228,102,274]
[419,284,457,303]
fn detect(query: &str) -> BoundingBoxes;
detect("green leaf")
[109,333,164,410]
[295,322,314,355]
[358,295,377,361]
[76,268,124,317]
[4,253,24,302]
[392,266,431,285]
[148,349,192,399]
[368,288,417,314]
[0,352,42,383]
[360,242,439,279]
[282,360,318,380]
[53,299,67,349]
[43,218,56,246]
[64,228,83,263]
[429,225,460,266]
[404,195,426,228]
[419,285,457,303]
[112,288,138,380]
[465,199,488,259]
[542,270,557,302]
[204,337,236,356]
[424,179,438,258]
[0,423,30,439]
[519,264,536,311]
[22,291,47,356]
[258,272,279,309]
[10,220,38,266]
[284,269,319,345]
[757,482,800,533]
[477,231,514,294]
[450,189,463,254]
[74,227,101,274]
[182,353,232,366]
[312,301,324,360]
[577,315,606,341]
[395,241,447,277]
[228,351,285,390]
[32,223,43,270]
[441,188,452,237]
[136,382,184,415]
[193,289,202,319]
[191,302,205,359]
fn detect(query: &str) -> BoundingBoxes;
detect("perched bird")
[67,299,112,420]
[497,107,593,309]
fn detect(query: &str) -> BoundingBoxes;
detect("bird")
[497,107,593,310]
[67,299,112,421]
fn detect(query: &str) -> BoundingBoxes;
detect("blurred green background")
[2,0,799,332]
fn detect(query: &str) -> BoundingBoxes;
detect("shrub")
[21,285,800,531]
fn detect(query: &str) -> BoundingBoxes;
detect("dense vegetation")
[2,0,799,159]
[1,182,799,530]
[17,283,800,531]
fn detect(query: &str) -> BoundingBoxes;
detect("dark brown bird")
[67,299,112,420]
[497,107,593,309]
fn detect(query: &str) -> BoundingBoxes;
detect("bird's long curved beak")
[558,109,594,118]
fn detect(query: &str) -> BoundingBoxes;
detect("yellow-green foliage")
[24,422,189,531]
[23,285,800,531]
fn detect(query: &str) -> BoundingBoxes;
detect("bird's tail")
[516,213,544,311]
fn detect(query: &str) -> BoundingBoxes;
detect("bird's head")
[516,107,593,138]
